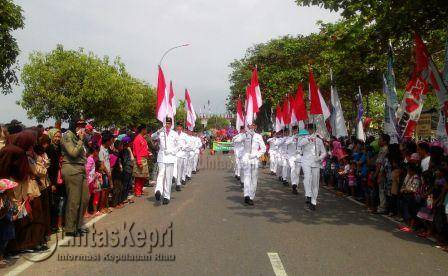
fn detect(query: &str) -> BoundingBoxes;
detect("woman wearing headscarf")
[7,130,49,252]
[46,128,65,232]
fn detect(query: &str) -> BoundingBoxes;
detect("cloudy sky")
[1,0,338,126]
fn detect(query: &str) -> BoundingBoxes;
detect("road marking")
[267,252,288,276]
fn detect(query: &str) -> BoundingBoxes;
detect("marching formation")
[151,118,204,204]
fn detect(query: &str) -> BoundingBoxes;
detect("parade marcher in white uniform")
[175,123,189,191]
[232,126,246,183]
[280,132,289,185]
[275,131,285,180]
[152,117,178,205]
[266,133,278,175]
[192,133,202,173]
[185,130,195,181]
[285,126,300,193]
[297,124,327,211]
[241,123,266,205]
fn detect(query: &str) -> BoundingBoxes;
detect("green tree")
[294,0,448,43]
[19,45,156,128]
[0,0,24,94]
[206,115,230,129]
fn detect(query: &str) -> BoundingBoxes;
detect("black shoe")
[309,204,316,211]
[162,198,170,205]
[248,199,254,206]
[235,175,238,179]
[172,178,176,184]
[155,191,161,201]
[181,180,186,185]
[176,185,181,192]
[283,181,288,186]
[292,185,298,195]
[192,171,197,174]
[278,177,282,181]
[186,176,191,181]
[244,196,250,204]
[78,227,89,234]
[306,196,311,204]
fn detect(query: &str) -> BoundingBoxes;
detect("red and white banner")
[236,97,245,131]
[289,94,298,126]
[156,66,168,123]
[295,84,308,122]
[168,81,176,122]
[251,67,263,109]
[185,89,196,131]
[275,105,284,132]
[282,95,291,126]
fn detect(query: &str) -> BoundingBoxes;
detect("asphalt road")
[4,152,448,275]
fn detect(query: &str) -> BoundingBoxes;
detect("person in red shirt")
[132,125,151,196]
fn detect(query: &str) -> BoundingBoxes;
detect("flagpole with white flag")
[185,89,197,131]
[329,69,348,138]
[356,86,366,142]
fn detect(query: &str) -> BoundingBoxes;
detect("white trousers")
[243,162,259,200]
[290,162,302,186]
[186,156,193,177]
[193,153,199,172]
[156,163,174,200]
[302,164,320,205]
[282,161,290,182]
[176,158,186,186]
[276,156,283,177]
[234,156,241,177]
[173,158,177,179]
[269,153,277,173]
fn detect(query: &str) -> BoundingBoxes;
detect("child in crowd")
[0,179,18,268]
[399,163,421,232]
[86,145,101,217]
[99,132,114,213]
[348,161,357,197]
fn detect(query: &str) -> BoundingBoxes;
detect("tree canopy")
[227,2,448,131]
[0,0,24,94]
[19,45,157,128]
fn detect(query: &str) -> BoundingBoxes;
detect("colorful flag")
[282,95,291,126]
[156,66,168,123]
[383,42,399,143]
[329,71,348,138]
[289,94,298,126]
[309,68,322,116]
[185,89,196,131]
[356,87,366,142]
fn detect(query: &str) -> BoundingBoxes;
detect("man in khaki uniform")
[61,120,89,236]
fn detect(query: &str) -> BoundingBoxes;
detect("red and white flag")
[185,89,196,131]
[168,81,176,122]
[236,97,245,131]
[275,105,284,132]
[289,94,298,126]
[396,33,445,138]
[156,66,168,123]
[309,69,330,119]
[245,85,259,125]
[251,67,263,109]
[295,84,308,122]
[282,96,291,126]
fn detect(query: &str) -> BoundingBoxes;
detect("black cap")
[166,117,173,123]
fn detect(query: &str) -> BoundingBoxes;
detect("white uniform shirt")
[152,128,178,164]
[267,137,278,155]
[176,132,189,159]
[232,133,245,158]
[242,132,267,165]
[297,134,327,168]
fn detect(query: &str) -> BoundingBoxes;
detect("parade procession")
[1,0,448,275]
